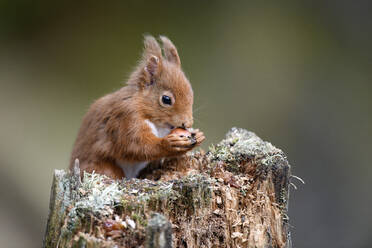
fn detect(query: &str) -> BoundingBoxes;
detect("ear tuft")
[143,35,162,59]
[141,36,163,87]
[159,35,181,67]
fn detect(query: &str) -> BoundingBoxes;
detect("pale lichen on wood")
[43,128,292,248]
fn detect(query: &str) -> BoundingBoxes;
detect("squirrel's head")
[128,35,194,130]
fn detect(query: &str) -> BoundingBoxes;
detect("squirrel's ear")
[141,35,162,86]
[143,35,162,59]
[160,35,181,67]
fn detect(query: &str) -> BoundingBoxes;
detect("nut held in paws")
[171,128,192,138]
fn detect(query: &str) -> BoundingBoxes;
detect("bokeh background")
[1,1,371,247]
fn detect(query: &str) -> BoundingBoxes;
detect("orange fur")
[70,35,205,179]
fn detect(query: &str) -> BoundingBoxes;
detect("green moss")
[119,174,213,219]
[208,127,287,177]
[132,213,147,227]
[169,174,212,215]
[225,162,240,173]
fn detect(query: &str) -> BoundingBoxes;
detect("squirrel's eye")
[162,95,172,105]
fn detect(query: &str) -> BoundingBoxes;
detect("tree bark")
[43,128,292,248]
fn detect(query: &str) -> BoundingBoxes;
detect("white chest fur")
[116,160,148,179]
[144,119,171,138]
[116,120,171,179]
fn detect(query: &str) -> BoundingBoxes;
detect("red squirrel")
[70,35,205,179]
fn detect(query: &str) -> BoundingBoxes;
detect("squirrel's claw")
[193,130,205,146]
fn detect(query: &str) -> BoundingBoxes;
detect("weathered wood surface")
[43,128,292,248]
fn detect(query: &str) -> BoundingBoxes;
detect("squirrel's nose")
[182,119,193,129]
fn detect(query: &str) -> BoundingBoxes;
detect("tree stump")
[43,128,292,248]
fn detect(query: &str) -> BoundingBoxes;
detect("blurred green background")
[1,1,371,247]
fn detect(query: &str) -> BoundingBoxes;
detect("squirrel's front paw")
[190,129,205,146]
[163,133,194,153]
